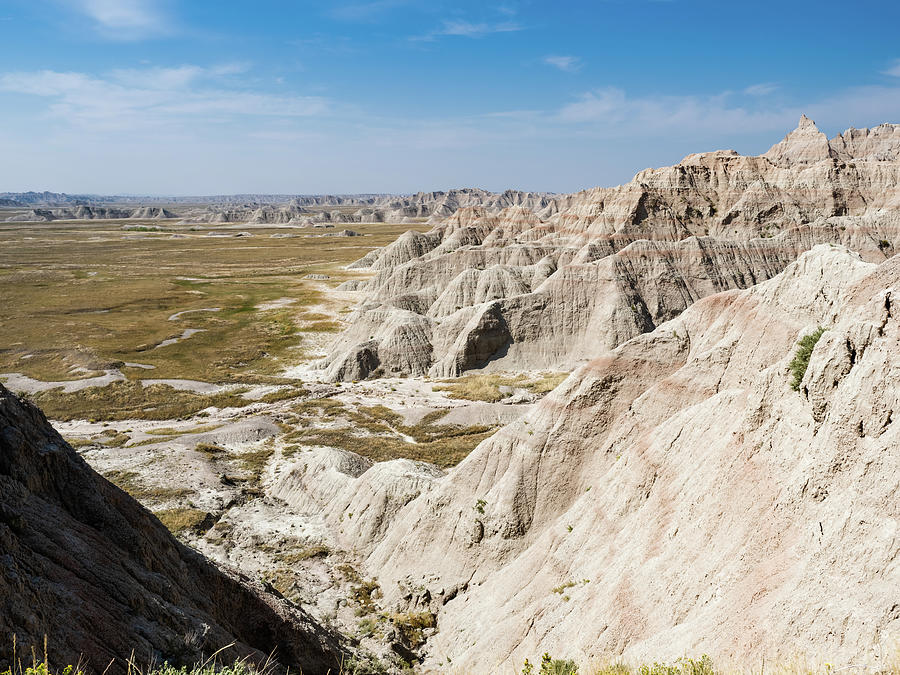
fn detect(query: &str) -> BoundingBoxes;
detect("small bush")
[522,653,578,675]
[389,611,436,649]
[279,544,330,563]
[788,326,825,391]
[357,617,378,638]
[639,655,715,675]
[551,581,575,595]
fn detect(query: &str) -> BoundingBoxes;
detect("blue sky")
[1,0,900,195]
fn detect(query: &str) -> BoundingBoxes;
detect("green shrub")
[639,655,715,675]
[788,327,826,391]
[523,654,579,675]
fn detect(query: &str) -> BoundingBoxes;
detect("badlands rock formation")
[180,188,554,227]
[323,117,900,381]
[4,206,176,222]
[0,385,341,674]
[1,188,553,225]
[343,244,898,671]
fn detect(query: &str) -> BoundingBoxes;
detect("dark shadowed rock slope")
[0,384,342,674]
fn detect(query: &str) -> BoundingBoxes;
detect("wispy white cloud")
[554,84,900,141]
[0,66,329,132]
[884,59,900,77]
[556,87,797,136]
[67,0,172,39]
[329,0,412,21]
[543,55,581,72]
[743,82,778,96]
[413,19,523,41]
[3,57,899,194]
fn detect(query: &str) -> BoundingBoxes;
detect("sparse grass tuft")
[389,611,436,649]
[195,442,228,458]
[154,507,211,535]
[30,381,250,422]
[234,446,275,481]
[255,386,308,404]
[435,371,568,402]
[289,426,494,467]
[551,581,576,595]
[788,327,826,391]
[337,564,381,615]
[278,544,331,564]
[284,400,496,466]
[103,469,193,502]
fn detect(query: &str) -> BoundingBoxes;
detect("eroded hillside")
[346,244,898,671]
[324,117,899,380]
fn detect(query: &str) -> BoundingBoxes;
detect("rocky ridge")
[0,385,342,674]
[322,117,900,381]
[4,206,176,222]
[1,189,555,225]
[313,244,897,671]
[178,188,554,227]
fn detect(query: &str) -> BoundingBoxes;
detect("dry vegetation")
[0,219,428,384]
[284,399,496,467]
[153,507,212,535]
[103,469,193,502]
[434,371,569,402]
[31,381,251,421]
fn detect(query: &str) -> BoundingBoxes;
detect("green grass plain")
[0,219,426,385]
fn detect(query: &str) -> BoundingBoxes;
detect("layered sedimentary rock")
[1,188,554,225]
[359,245,899,670]
[0,385,341,674]
[180,188,554,227]
[323,118,900,380]
[4,206,176,222]
[270,447,444,548]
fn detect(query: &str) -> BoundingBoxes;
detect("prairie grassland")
[0,219,426,384]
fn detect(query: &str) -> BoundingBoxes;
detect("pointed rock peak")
[763,114,831,167]
[797,113,818,130]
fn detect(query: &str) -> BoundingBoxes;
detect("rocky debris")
[359,245,899,671]
[0,384,342,674]
[323,118,900,380]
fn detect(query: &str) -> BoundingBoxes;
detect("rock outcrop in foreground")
[0,385,341,674]
[324,117,900,381]
[353,245,898,671]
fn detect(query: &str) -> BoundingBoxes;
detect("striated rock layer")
[0,385,342,674]
[359,244,899,671]
[323,117,900,381]
[177,188,554,227]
